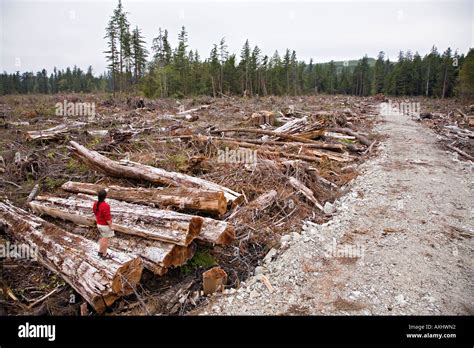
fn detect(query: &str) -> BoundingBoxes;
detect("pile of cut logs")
[0,141,241,313]
[159,110,374,164]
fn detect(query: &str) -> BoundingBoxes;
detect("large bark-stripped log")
[327,127,372,146]
[158,134,344,152]
[176,104,210,115]
[30,194,235,246]
[26,122,87,141]
[69,141,242,206]
[303,149,355,162]
[109,237,195,275]
[61,181,227,216]
[0,201,143,313]
[211,128,323,144]
[28,199,194,274]
[29,195,202,247]
[256,149,321,163]
[273,117,308,135]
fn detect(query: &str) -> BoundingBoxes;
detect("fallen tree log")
[30,194,235,246]
[447,144,474,161]
[327,127,372,146]
[109,237,195,275]
[26,122,87,141]
[29,195,202,247]
[273,117,308,135]
[324,131,356,140]
[69,141,242,206]
[28,198,195,274]
[444,125,474,139]
[157,134,344,152]
[257,149,321,163]
[211,128,323,144]
[160,114,199,122]
[61,181,227,216]
[159,105,210,122]
[295,129,327,139]
[197,216,235,245]
[177,104,210,115]
[288,177,324,211]
[303,149,355,162]
[0,201,143,313]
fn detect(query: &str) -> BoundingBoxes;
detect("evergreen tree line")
[103,1,473,99]
[142,28,470,99]
[0,66,108,95]
[2,0,473,99]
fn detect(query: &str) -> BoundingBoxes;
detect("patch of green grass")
[166,153,188,171]
[273,119,284,127]
[44,177,62,190]
[338,138,354,145]
[66,158,88,174]
[46,151,56,160]
[87,136,101,148]
[180,249,218,275]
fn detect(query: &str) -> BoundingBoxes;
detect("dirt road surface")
[199,105,474,315]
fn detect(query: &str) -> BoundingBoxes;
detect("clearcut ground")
[198,106,474,315]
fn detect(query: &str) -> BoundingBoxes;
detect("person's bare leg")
[99,237,109,255]
[103,237,109,254]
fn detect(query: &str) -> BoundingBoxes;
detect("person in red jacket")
[92,189,115,258]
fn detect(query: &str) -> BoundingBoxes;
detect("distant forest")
[1,0,473,99]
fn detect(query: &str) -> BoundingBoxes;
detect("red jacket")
[93,201,112,225]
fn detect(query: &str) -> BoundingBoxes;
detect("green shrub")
[180,249,217,275]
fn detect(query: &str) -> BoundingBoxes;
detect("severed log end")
[230,194,245,208]
[213,191,229,216]
[162,242,196,268]
[203,266,228,295]
[215,224,236,245]
[93,293,119,314]
[112,257,144,296]
[188,216,204,244]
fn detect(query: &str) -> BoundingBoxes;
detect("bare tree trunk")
[442,65,448,99]
[425,63,431,96]
[211,76,216,98]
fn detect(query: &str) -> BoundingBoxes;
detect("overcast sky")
[0,0,472,75]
